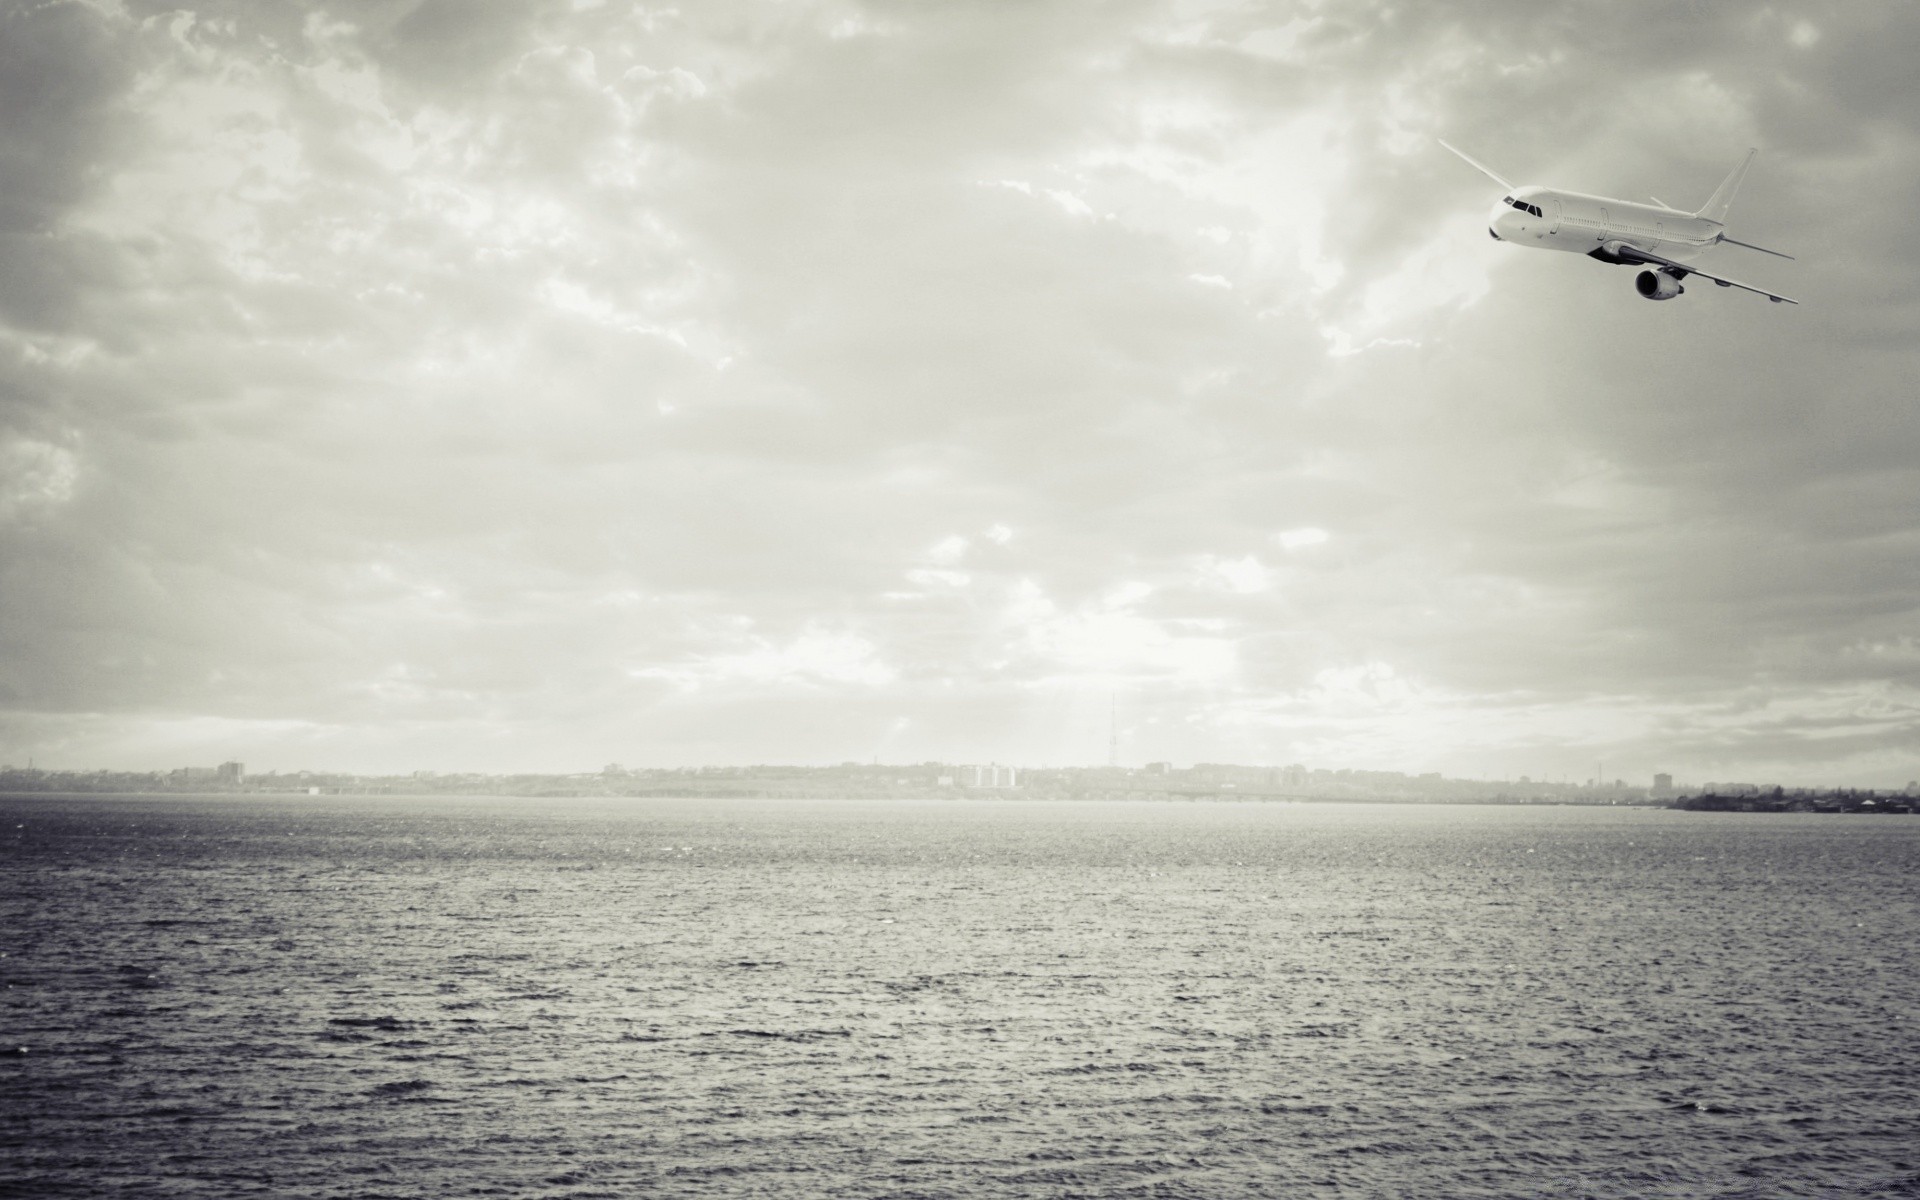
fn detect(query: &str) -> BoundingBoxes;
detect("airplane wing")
[1438,139,1514,190]
[1609,243,1799,305]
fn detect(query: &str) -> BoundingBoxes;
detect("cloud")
[1274,527,1329,551]
[1,0,1917,784]
[0,437,79,520]
[998,579,1237,687]
[1195,554,1274,594]
[924,535,969,565]
[638,627,896,690]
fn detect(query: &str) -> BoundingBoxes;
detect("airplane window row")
[1502,196,1543,218]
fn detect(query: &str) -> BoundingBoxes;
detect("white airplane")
[1441,140,1797,305]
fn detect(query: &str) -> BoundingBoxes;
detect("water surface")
[3,796,1916,1198]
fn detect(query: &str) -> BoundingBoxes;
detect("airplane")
[1440,140,1797,305]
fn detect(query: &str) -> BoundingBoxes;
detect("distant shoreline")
[0,788,1709,808]
[4,789,1912,813]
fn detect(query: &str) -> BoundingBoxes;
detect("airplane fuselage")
[1487,187,1719,264]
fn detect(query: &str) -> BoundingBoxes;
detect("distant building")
[1652,773,1673,794]
[217,761,245,784]
[968,764,1018,789]
[1144,762,1172,775]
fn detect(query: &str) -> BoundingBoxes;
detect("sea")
[2,795,1916,1199]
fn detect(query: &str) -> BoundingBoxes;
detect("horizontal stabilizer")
[1717,234,1794,260]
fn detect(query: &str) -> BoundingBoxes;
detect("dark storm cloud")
[0,2,140,335]
[1,0,1917,783]
[0,3,134,233]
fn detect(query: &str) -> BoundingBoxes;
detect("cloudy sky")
[3,0,1917,783]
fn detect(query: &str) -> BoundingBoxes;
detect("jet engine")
[1635,268,1685,300]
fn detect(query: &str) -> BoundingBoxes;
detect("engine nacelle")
[1635,268,1685,300]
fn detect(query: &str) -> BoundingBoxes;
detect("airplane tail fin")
[1692,149,1756,225]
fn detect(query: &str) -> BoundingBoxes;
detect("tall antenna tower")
[1108,693,1118,768]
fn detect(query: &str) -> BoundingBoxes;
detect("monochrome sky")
[3,0,1917,783]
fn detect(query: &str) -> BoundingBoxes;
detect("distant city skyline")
[3,4,1917,788]
[15,754,1918,799]
[13,756,1920,818]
